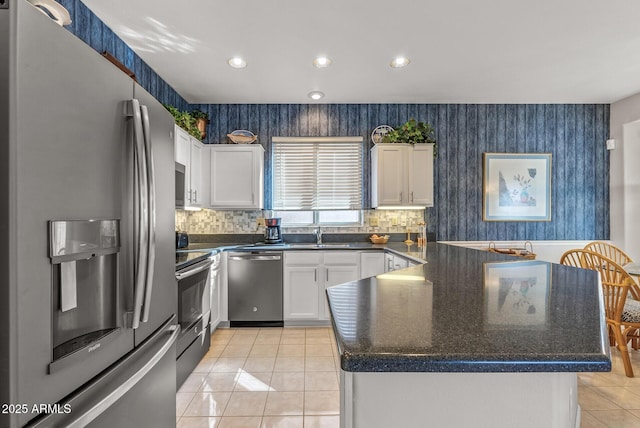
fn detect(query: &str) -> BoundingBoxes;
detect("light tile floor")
[579,348,640,427]
[178,327,640,428]
[176,327,340,428]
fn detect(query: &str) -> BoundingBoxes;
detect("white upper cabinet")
[189,138,203,206]
[209,145,264,209]
[175,125,204,208]
[175,126,190,166]
[408,144,434,206]
[371,143,434,208]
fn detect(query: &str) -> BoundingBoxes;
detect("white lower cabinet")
[360,252,386,278]
[284,251,359,321]
[284,249,422,322]
[384,252,416,272]
[284,252,323,321]
[321,252,360,320]
[284,266,320,320]
[209,254,222,331]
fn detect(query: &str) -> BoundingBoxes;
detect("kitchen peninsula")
[327,243,611,428]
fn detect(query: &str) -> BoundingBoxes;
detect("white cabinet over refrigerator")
[371,143,434,208]
[209,144,264,209]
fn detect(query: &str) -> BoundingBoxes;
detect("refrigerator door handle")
[64,324,180,428]
[140,104,156,323]
[128,99,149,329]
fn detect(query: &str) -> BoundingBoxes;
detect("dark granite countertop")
[326,243,611,373]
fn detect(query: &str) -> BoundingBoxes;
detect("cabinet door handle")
[400,191,403,203]
[411,191,414,203]
[326,268,329,282]
[193,189,197,203]
[314,268,317,282]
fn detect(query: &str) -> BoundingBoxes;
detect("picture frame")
[483,260,552,330]
[482,153,552,221]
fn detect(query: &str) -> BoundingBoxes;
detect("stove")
[174,250,213,390]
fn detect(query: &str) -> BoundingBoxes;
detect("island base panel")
[340,370,579,428]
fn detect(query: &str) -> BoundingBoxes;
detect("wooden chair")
[560,249,595,268]
[561,249,617,346]
[584,242,639,299]
[585,252,640,377]
[584,241,634,266]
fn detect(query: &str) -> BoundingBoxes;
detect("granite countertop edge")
[338,352,612,373]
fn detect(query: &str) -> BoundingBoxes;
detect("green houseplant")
[163,104,203,140]
[382,118,437,155]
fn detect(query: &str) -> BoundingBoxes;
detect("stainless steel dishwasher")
[228,251,283,327]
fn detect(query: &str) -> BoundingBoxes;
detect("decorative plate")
[371,125,394,144]
[227,130,257,144]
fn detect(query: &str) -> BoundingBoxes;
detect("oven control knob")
[253,307,258,312]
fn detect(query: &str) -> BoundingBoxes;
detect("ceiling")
[82,0,640,105]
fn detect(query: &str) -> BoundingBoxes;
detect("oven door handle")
[176,260,213,280]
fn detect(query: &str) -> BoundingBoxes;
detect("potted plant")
[382,118,437,155]
[190,109,209,140]
[163,104,202,140]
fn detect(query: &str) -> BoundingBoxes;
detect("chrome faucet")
[315,227,323,244]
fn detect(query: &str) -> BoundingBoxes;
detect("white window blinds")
[272,137,364,210]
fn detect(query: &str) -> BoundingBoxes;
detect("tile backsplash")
[176,209,427,235]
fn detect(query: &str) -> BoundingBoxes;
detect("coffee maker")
[264,218,283,244]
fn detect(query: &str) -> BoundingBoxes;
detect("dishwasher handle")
[229,253,282,261]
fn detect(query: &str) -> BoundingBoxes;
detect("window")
[272,136,364,226]
[275,210,362,226]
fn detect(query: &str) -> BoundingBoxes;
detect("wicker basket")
[488,241,536,259]
[370,235,390,244]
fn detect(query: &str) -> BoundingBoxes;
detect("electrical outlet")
[369,217,379,227]
[256,217,265,227]
[391,216,398,226]
[606,139,615,150]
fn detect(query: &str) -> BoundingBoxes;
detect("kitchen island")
[326,243,611,428]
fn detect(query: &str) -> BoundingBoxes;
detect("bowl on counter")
[369,235,389,244]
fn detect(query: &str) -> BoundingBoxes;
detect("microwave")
[175,162,185,207]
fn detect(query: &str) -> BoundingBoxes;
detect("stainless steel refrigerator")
[0,1,178,427]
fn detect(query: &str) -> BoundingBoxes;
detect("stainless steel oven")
[175,251,212,388]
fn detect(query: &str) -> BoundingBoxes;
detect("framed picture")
[483,260,551,330]
[483,153,552,221]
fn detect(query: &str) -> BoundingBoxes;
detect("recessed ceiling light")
[228,57,247,68]
[313,56,332,68]
[390,57,410,68]
[308,91,324,100]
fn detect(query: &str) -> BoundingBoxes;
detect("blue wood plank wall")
[192,103,610,241]
[63,0,609,241]
[58,0,188,110]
